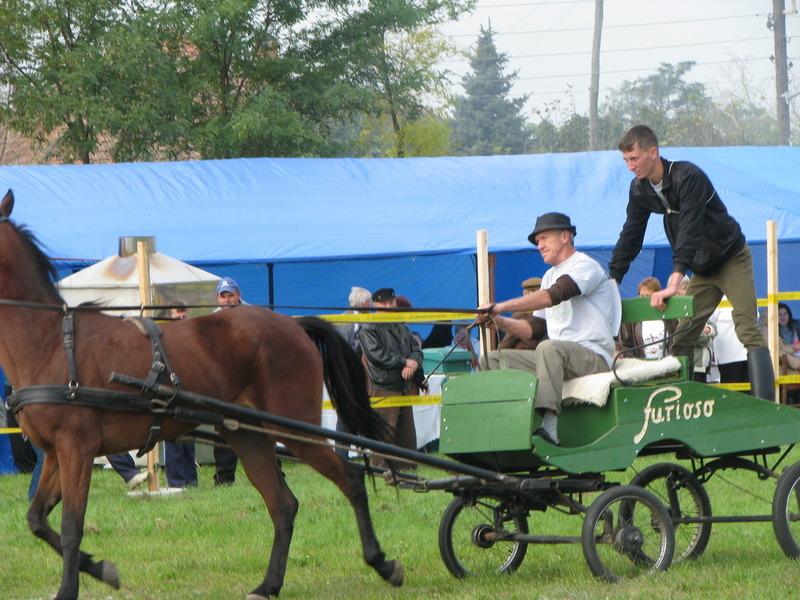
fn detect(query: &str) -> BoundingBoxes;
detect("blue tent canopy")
[1,147,799,320]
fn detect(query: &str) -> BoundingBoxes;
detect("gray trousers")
[671,244,765,356]
[481,339,610,415]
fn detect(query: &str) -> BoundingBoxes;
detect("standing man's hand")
[402,359,418,380]
[651,272,682,311]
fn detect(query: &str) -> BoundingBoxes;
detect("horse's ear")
[0,189,14,218]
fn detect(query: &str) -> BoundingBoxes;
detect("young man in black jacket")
[609,125,775,400]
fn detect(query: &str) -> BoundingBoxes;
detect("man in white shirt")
[479,212,621,445]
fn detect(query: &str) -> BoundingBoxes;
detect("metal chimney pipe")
[118,236,156,257]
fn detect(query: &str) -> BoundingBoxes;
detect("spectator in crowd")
[479,213,621,446]
[358,288,424,466]
[497,276,548,351]
[163,303,198,488]
[336,286,372,353]
[617,277,677,360]
[773,303,800,373]
[211,277,243,485]
[333,286,372,459]
[610,125,775,401]
[677,275,717,382]
[709,299,749,385]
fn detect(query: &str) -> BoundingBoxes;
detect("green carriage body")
[440,295,800,474]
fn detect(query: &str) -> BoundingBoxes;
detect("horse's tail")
[297,316,388,441]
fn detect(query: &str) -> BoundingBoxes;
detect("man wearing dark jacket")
[358,288,423,463]
[610,125,774,400]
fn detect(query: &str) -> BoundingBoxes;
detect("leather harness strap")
[62,312,79,399]
[125,316,183,456]
[9,311,186,458]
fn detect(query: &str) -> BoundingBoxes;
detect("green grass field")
[2,451,800,600]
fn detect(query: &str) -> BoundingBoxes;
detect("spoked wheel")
[627,463,712,561]
[772,461,800,558]
[438,493,528,578]
[582,485,674,582]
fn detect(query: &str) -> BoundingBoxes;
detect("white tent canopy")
[58,250,220,316]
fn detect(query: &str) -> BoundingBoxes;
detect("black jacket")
[609,158,745,283]
[358,323,424,393]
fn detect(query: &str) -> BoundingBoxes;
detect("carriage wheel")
[438,493,528,578]
[581,485,674,582]
[772,461,800,558]
[626,463,712,561]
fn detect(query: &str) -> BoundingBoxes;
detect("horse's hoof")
[386,559,404,587]
[100,560,121,589]
[245,594,271,600]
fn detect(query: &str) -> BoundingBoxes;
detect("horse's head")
[0,189,61,303]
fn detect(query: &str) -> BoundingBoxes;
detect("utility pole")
[589,0,604,150]
[772,0,791,144]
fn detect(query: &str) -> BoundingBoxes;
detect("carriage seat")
[561,295,693,407]
[562,355,681,407]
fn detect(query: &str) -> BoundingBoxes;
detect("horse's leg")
[51,447,98,600]
[285,439,404,587]
[26,452,120,590]
[225,432,298,600]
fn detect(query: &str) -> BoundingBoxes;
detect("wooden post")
[766,221,780,402]
[136,241,160,491]
[476,230,490,357]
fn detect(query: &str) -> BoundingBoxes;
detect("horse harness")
[8,310,213,457]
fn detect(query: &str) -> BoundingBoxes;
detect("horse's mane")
[14,223,63,301]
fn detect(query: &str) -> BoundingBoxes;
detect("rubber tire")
[582,485,675,582]
[629,462,712,561]
[438,494,528,578]
[772,460,800,558]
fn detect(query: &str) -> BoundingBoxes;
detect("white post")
[136,241,161,491]
[476,230,490,357]
[766,220,780,402]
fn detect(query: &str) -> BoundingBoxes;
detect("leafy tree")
[0,0,471,162]
[599,62,722,148]
[451,25,530,155]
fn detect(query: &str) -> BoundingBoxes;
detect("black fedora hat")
[527,212,577,245]
[372,287,396,302]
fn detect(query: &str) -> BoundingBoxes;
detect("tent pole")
[267,263,275,310]
[766,221,780,402]
[476,230,490,358]
[136,241,161,492]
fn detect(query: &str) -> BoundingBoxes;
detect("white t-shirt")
[533,251,622,366]
[641,319,667,359]
[709,306,747,364]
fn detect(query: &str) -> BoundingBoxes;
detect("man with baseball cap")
[479,212,621,446]
[212,276,243,484]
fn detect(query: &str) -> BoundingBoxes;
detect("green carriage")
[433,296,800,581]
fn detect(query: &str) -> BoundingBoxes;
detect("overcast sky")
[438,0,798,122]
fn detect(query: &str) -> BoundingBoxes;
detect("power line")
[445,12,764,38]
[442,35,774,62]
[511,55,791,81]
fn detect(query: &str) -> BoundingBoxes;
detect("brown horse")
[0,190,403,599]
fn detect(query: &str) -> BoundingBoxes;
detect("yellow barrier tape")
[318,312,475,324]
[778,375,800,385]
[717,292,800,309]
[711,383,751,391]
[323,394,442,410]
[0,427,22,434]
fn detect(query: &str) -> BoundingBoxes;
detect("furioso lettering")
[633,386,715,444]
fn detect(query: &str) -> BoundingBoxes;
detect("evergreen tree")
[451,25,530,155]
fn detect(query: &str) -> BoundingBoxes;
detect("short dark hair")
[618,125,659,152]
